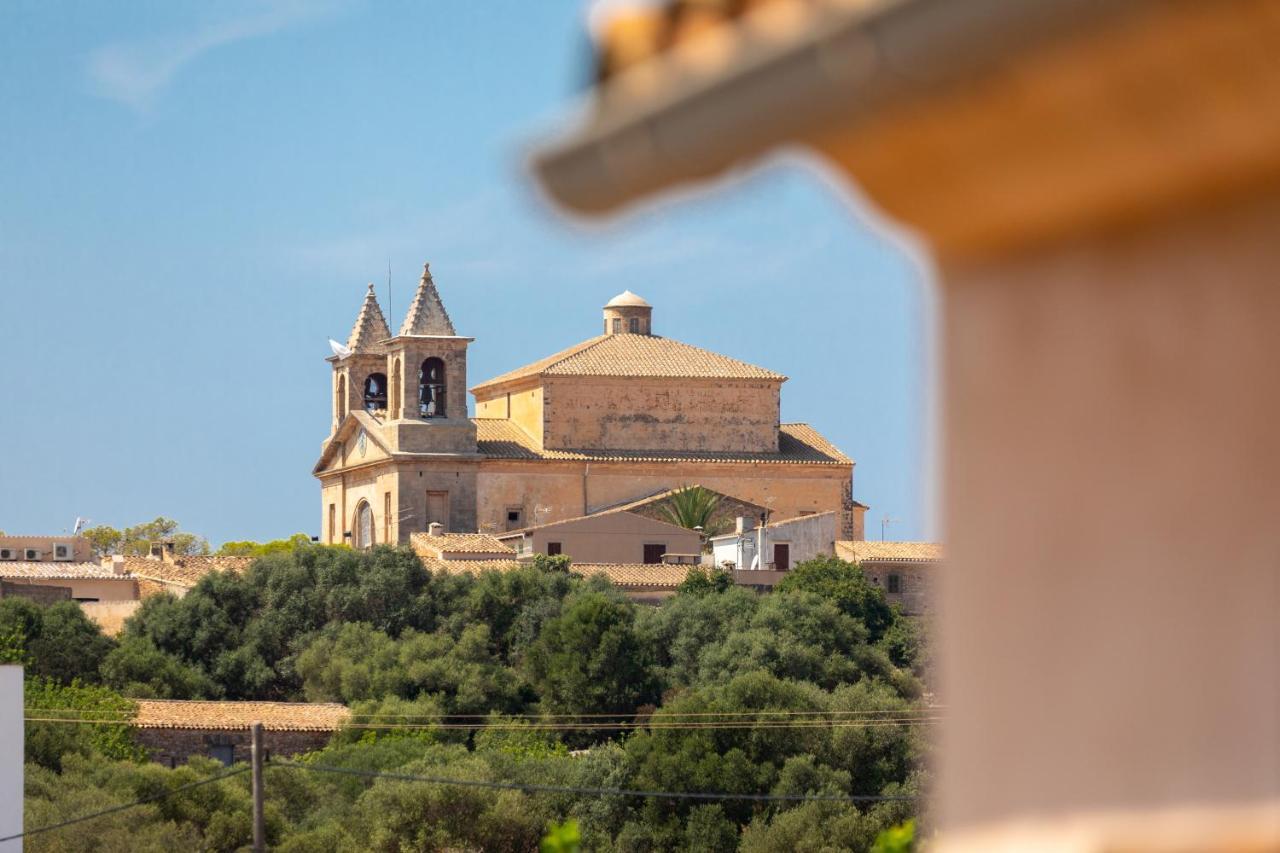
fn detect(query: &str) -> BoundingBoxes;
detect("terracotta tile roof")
[123,556,253,589]
[471,333,784,392]
[473,419,851,466]
[133,699,350,732]
[836,541,943,563]
[410,532,516,559]
[0,562,126,581]
[573,562,697,589]
[418,556,524,576]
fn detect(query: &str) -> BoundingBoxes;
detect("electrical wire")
[271,760,918,803]
[24,716,942,731]
[0,766,249,842]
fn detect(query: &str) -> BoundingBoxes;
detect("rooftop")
[132,699,350,732]
[573,562,697,589]
[0,562,125,581]
[123,555,254,589]
[471,332,785,393]
[605,289,651,308]
[474,420,850,466]
[836,541,943,563]
[410,532,516,558]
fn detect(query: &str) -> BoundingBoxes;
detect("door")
[773,543,790,571]
[426,491,449,531]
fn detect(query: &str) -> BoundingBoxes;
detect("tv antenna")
[880,514,899,541]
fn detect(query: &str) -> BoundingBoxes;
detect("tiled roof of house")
[133,699,350,732]
[471,333,784,392]
[573,562,696,589]
[836,541,943,563]
[418,557,524,576]
[123,556,253,589]
[473,420,851,466]
[410,532,515,557]
[0,562,124,580]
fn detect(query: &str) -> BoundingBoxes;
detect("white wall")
[0,665,22,851]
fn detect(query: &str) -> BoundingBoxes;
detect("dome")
[604,290,651,308]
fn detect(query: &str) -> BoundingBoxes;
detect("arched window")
[419,357,446,418]
[354,501,374,549]
[363,372,388,413]
[336,375,347,421]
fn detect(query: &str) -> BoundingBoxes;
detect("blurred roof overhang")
[532,0,1280,259]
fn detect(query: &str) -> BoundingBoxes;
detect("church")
[314,263,860,547]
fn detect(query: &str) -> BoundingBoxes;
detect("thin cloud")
[87,0,350,111]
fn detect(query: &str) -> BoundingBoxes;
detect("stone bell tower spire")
[399,263,456,337]
[348,283,392,353]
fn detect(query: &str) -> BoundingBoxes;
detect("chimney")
[428,522,444,537]
[735,516,748,534]
[110,555,126,576]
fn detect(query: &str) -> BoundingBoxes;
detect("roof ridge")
[398,262,457,337]
[470,335,610,391]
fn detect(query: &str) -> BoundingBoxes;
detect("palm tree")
[656,486,727,535]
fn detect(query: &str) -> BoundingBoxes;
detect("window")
[209,744,235,766]
[363,372,388,412]
[419,357,446,418]
[384,492,392,542]
[354,501,374,549]
[628,317,639,333]
[612,318,621,333]
[887,573,902,594]
[773,543,790,571]
[506,507,523,530]
[328,504,336,544]
[643,544,666,564]
[426,491,449,530]
[547,542,562,556]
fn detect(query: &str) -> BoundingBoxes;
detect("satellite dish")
[329,339,352,359]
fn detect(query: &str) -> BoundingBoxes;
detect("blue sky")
[0,0,934,546]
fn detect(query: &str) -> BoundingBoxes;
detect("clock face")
[357,429,368,457]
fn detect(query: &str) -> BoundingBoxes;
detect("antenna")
[880,514,899,541]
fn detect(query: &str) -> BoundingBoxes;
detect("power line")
[0,766,249,842]
[24,706,944,720]
[271,760,918,804]
[24,716,942,731]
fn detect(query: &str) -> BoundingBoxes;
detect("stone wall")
[136,728,333,768]
[475,459,850,538]
[541,377,781,453]
[859,562,934,617]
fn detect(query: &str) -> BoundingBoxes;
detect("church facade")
[314,264,860,547]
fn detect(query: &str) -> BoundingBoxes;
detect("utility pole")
[251,722,265,853]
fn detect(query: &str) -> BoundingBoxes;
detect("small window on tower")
[628,317,639,333]
[506,508,523,529]
[612,318,621,333]
[547,542,562,556]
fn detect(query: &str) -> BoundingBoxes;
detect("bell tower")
[381,263,478,454]
[330,283,392,433]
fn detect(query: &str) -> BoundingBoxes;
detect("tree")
[216,533,312,556]
[24,679,144,770]
[655,486,727,536]
[776,555,895,643]
[523,592,656,717]
[81,517,209,558]
[675,566,734,596]
[0,598,115,685]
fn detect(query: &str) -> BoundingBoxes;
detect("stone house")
[495,507,701,565]
[837,541,942,617]
[315,270,859,547]
[0,535,136,602]
[530,1,1280,847]
[121,553,254,599]
[709,510,839,576]
[132,699,349,767]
